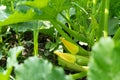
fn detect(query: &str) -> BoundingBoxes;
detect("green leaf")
[15,57,73,80]
[11,21,39,32]
[7,46,24,68]
[0,67,4,72]
[21,0,49,9]
[108,18,119,35]
[0,7,54,27]
[45,42,57,52]
[0,73,7,80]
[88,37,120,80]
[50,0,66,13]
[0,9,36,27]
[11,21,55,36]
[0,67,13,80]
[40,27,55,37]
[0,46,23,80]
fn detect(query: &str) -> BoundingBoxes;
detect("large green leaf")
[0,5,56,27]
[15,57,73,80]
[0,9,36,27]
[21,0,49,9]
[0,73,7,80]
[0,9,53,27]
[11,21,39,32]
[0,0,71,27]
[11,21,55,36]
[88,37,120,80]
[108,18,120,35]
[7,46,24,68]
[0,46,24,80]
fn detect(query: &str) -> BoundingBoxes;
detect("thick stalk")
[51,20,74,43]
[11,1,15,12]
[55,20,88,43]
[6,67,13,80]
[33,22,39,56]
[51,20,89,56]
[97,0,109,40]
[104,0,109,37]
[33,29,39,56]
[72,71,87,80]
[97,0,105,40]
[92,0,96,15]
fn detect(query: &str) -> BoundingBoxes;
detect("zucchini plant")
[0,0,120,80]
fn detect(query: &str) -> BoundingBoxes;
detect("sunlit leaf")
[15,57,73,80]
[0,9,36,27]
[7,46,24,68]
[0,7,54,27]
[108,18,119,35]
[22,0,49,9]
[88,37,120,80]
[0,73,7,80]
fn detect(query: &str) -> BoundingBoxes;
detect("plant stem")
[51,20,89,56]
[60,12,73,28]
[97,0,109,40]
[51,20,73,43]
[33,22,39,56]
[97,1,104,40]
[72,71,87,80]
[11,1,15,12]
[71,2,88,15]
[10,75,15,80]
[6,67,13,80]
[0,37,2,43]
[55,20,88,43]
[103,0,109,37]
[92,0,96,15]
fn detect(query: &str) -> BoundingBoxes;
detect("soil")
[0,30,87,80]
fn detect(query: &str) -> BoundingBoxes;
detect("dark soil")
[0,30,87,80]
